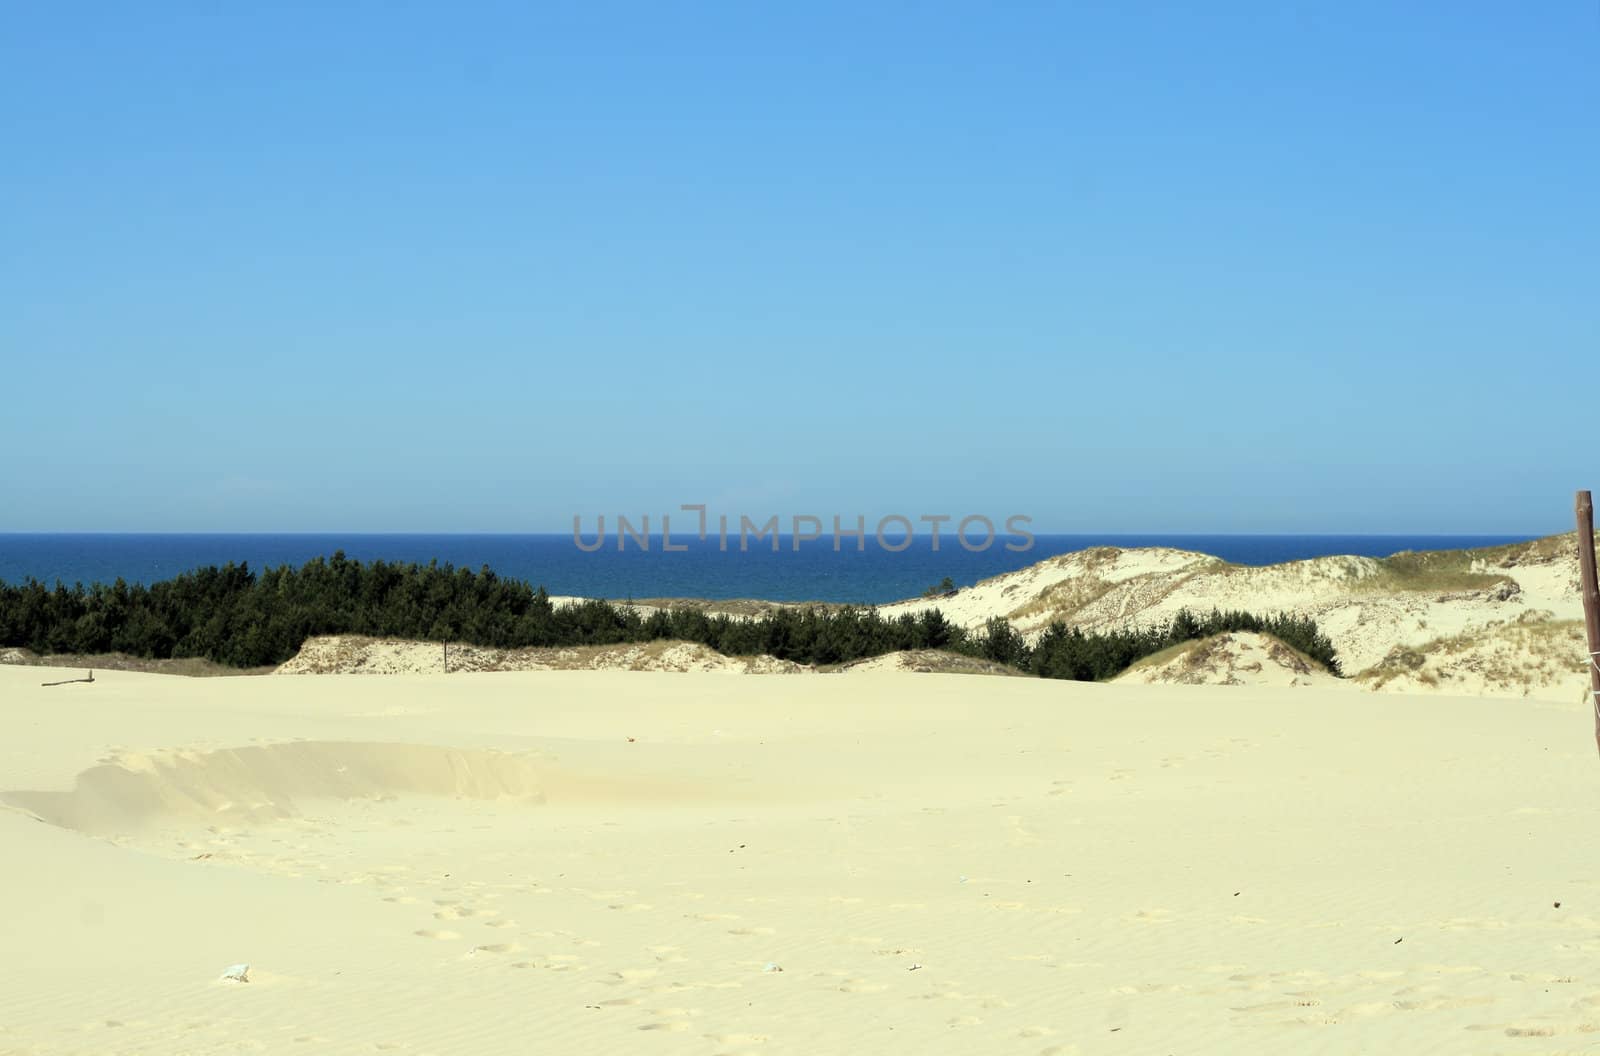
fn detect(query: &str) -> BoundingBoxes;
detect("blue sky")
[2,2,1594,533]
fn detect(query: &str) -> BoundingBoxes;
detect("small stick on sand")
[41,669,94,688]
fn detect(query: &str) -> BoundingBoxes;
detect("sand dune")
[5,663,1600,1054]
[881,535,1592,701]
[245,535,1596,702]
[275,635,805,675]
[1112,632,1344,688]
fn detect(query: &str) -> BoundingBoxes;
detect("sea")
[0,533,1545,605]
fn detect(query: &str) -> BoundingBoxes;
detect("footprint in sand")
[705,1032,770,1045]
[1395,995,1494,1012]
[615,968,659,983]
[1004,816,1041,846]
[638,1006,700,1032]
[1464,1017,1568,1037]
[413,929,461,940]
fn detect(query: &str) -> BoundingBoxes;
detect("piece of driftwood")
[41,670,94,688]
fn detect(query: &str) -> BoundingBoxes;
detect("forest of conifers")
[0,553,1343,678]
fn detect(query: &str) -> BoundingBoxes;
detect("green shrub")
[0,557,1342,680]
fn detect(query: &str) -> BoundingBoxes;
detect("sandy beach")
[4,662,1598,1055]
[7,0,1591,1049]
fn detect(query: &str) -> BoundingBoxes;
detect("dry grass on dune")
[1114,631,1340,688]
[833,649,1031,676]
[275,635,809,675]
[0,646,272,677]
[1355,612,1589,696]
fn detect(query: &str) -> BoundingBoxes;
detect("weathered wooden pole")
[1576,491,1600,758]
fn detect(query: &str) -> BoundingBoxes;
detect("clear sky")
[2,2,1594,534]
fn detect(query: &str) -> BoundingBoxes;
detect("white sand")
[4,663,1600,1054]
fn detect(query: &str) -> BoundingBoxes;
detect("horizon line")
[0,529,1561,539]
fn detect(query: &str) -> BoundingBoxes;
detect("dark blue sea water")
[0,533,1544,604]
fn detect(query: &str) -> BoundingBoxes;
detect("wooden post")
[443,642,449,674]
[1576,491,1600,758]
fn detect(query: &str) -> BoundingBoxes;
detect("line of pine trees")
[0,553,1342,678]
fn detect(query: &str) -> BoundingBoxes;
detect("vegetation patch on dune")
[278,636,807,675]
[0,553,1342,684]
[1355,612,1586,694]
[1021,609,1341,680]
[0,647,272,677]
[1117,632,1333,687]
[1358,550,1518,596]
[833,650,1031,677]
[1005,550,1227,624]
[1463,532,1597,568]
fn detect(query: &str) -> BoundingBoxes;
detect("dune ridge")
[3,534,1590,699]
[257,535,1589,700]
[873,534,1590,700]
